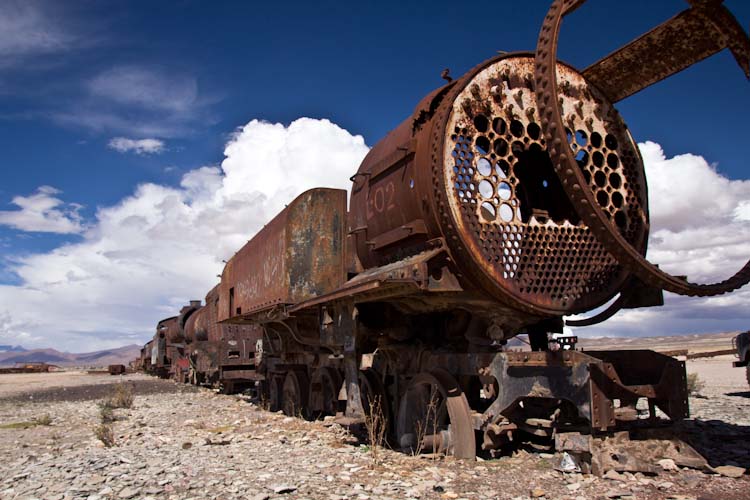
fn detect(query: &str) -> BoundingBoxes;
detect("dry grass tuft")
[687,373,705,396]
[105,383,134,409]
[363,396,388,466]
[0,414,53,429]
[95,423,115,447]
[33,414,53,426]
[99,403,115,423]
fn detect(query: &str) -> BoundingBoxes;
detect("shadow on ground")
[677,419,750,470]
[0,379,198,404]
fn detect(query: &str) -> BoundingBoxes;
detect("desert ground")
[0,350,748,500]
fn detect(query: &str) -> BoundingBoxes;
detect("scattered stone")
[118,486,140,499]
[604,469,626,481]
[270,484,297,494]
[0,372,746,500]
[658,459,678,471]
[566,482,581,492]
[713,465,745,478]
[605,490,630,499]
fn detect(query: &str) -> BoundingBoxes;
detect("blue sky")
[0,0,748,350]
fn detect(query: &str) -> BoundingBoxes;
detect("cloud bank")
[0,118,369,351]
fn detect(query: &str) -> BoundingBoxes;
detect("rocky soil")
[0,361,748,500]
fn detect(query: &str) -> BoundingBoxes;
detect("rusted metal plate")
[583,1,750,103]
[348,51,647,328]
[479,349,687,434]
[219,188,347,321]
[162,316,181,344]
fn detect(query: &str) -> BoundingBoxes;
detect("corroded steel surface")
[583,1,750,103]
[534,0,750,297]
[440,57,644,312]
[161,316,181,344]
[219,188,347,321]
[349,53,645,320]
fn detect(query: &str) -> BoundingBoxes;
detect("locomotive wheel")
[396,369,476,459]
[359,369,391,432]
[282,370,310,418]
[268,375,283,412]
[310,367,343,417]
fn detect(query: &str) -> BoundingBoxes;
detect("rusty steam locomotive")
[136,1,750,462]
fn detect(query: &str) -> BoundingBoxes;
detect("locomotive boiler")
[141,0,750,463]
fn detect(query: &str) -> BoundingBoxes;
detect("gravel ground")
[0,359,747,500]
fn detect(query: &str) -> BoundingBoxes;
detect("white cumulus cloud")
[571,141,750,338]
[0,185,83,234]
[108,137,165,155]
[0,118,368,351]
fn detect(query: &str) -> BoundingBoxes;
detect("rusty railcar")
[150,316,179,378]
[184,287,222,386]
[140,340,153,374]
[217,323,264,394]
[108,364,126,375]
[181,286,264,392]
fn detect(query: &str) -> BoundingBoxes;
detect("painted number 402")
[366,181,396,219]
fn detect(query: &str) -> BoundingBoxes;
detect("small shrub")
[99,403,115,423]
[0,421,36,429]
[363,396,387,466]
[687,373,705,396]
[33,414,52,426]
[413,388,440,458]
[110,383,134,409]
[95,423,115,447]
[0,414,53,429]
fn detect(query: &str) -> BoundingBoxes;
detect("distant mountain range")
[0,345,27,353]
[0,344,141,368]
